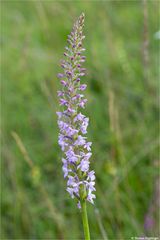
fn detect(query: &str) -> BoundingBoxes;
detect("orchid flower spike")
[57,13,96,209]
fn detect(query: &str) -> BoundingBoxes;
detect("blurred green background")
[1,1,159,239]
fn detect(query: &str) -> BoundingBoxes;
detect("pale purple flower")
[67,176,75,186]
[84,142,92,151]
[60,80,68,86]
[78,159,90,172]
[79,99,87,108]
[57,13,96,208]
[87,170,95,181]
[87,193,96,204]
[62,158,69,178]
[74,135,86,146]
[80,117,89,134]
[83,152,92,161]
[77,202,81,209]
[59,98,68,106]
[57,73,64,78]
[67,187,74,198]
[79,84,87,91]
[74,113,85,122]
[66,148,78,163]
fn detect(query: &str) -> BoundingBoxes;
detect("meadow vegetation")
[1,1,159,239]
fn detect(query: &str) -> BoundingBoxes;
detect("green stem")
[81,200,90,240]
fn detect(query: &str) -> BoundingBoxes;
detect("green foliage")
[1,1,159,239]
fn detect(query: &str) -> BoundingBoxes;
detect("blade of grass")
[11,131,66,239]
